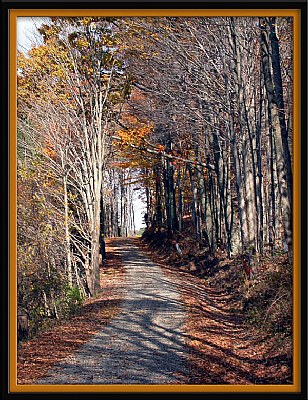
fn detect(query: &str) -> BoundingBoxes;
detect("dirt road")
[37,238,187,385]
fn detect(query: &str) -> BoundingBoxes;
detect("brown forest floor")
[17,239,126,385]
[137,238,292,385]
[17,237,292,385]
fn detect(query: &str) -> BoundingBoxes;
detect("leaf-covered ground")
[17,237,292,385]
[137,237,292,385]
[17,240,126,385]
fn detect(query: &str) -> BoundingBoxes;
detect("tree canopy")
[17,16,294,341]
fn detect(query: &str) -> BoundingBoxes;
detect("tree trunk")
[268,17,293,209]
[260,17,293,262]
[89,205,101,296]
[100,195,106,259]
[63,174,73,287]
[155,164,163,230]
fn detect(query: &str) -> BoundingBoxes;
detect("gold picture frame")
[5,2,305,396]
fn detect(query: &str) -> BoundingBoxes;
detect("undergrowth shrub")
[243,254,292,337]
[61,286,86,317]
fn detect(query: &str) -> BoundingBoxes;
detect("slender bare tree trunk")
[63,174,73,287]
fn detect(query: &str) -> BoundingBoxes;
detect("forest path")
[37,237,188,385]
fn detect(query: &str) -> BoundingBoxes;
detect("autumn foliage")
[16,15,294,385]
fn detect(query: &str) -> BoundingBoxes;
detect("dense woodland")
[17,16,293,343]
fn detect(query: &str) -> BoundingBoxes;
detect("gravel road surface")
[37,238,188,385]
